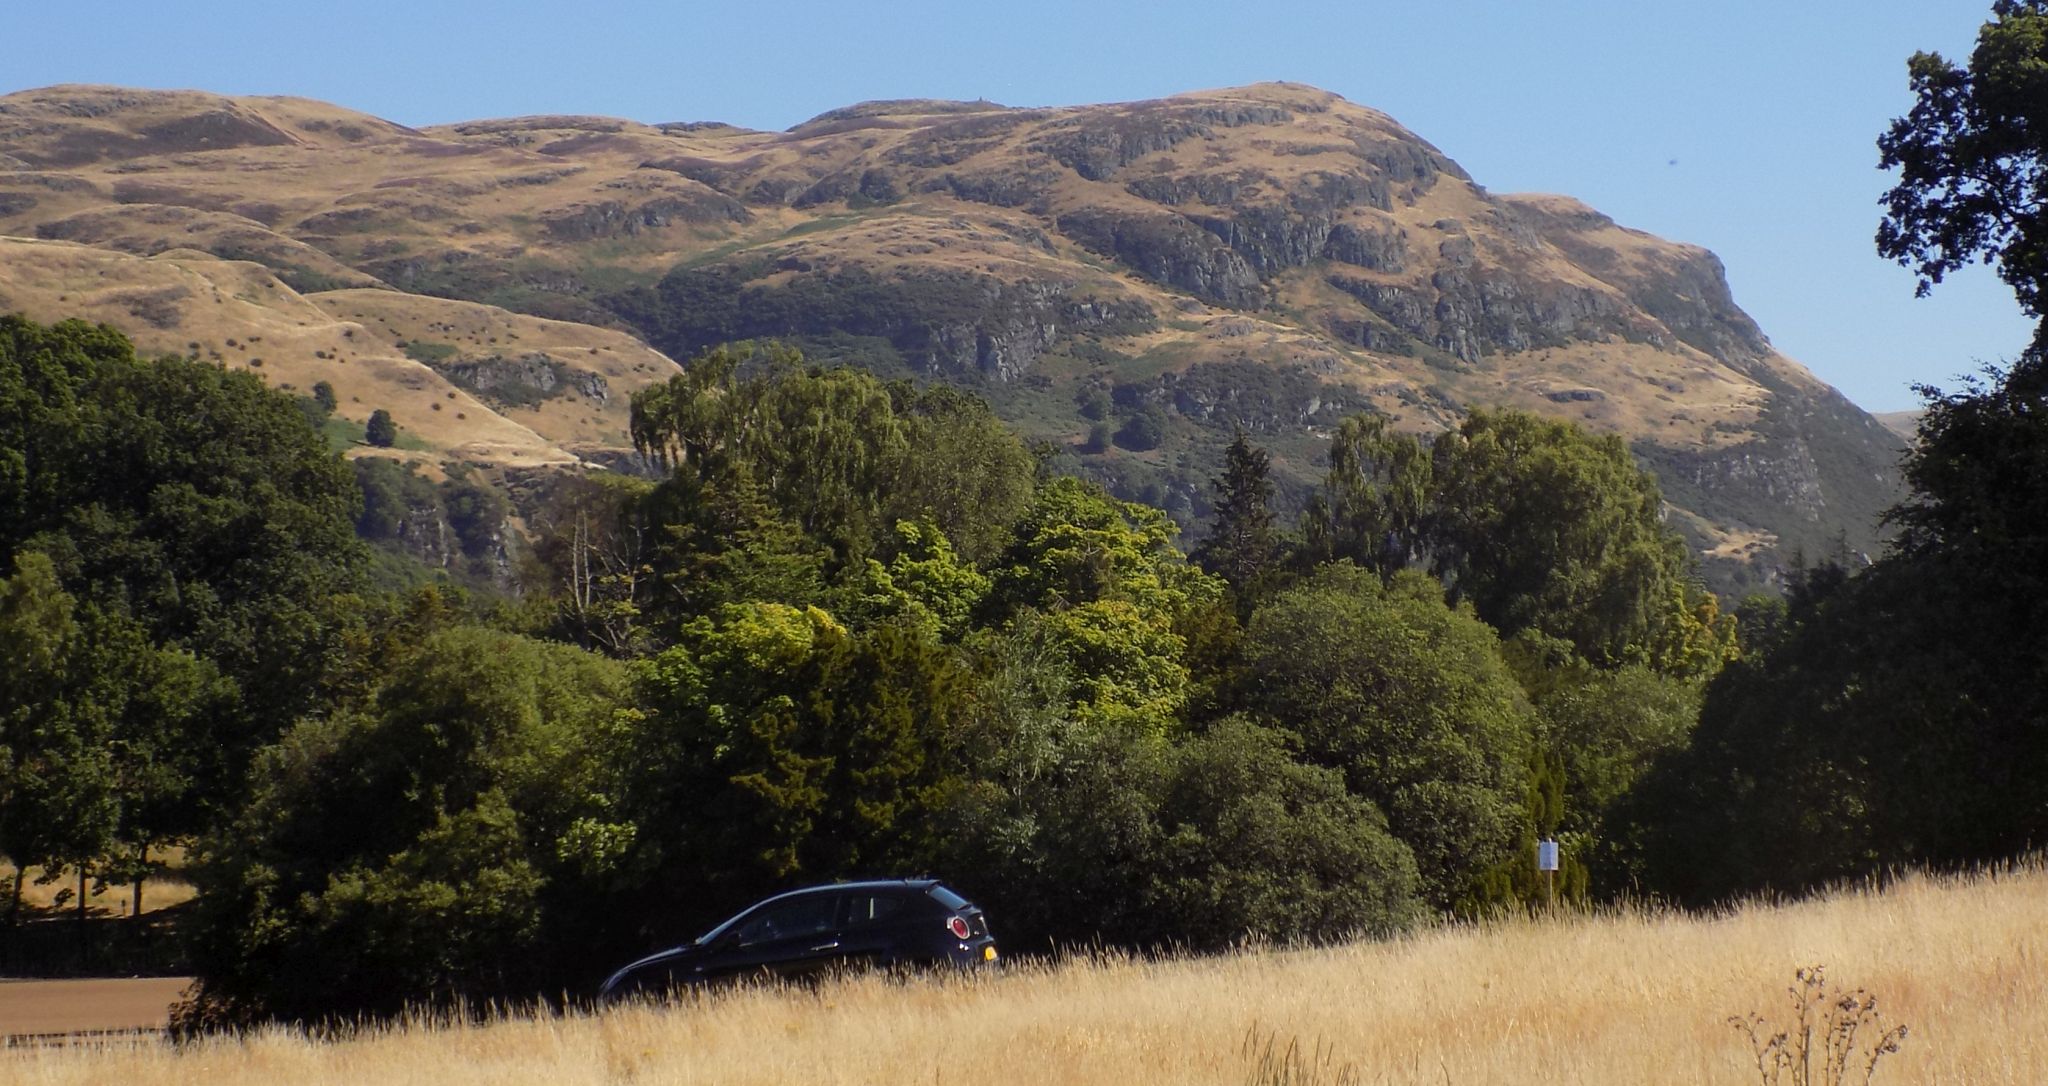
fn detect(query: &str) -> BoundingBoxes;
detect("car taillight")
[947,915,971,940]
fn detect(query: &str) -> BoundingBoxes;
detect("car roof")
[687,879,958,948]
[770,878,942,899]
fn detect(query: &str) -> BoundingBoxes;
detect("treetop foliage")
[0,315,364,843]
[1879,1,2048,313]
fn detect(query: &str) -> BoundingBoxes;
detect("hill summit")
[0,82,1903,586]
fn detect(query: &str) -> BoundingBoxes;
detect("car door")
[835,889,917,967]
[708,891,847,982]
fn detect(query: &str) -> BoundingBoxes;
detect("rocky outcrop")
[1507,196,1773,365]
[793,167,904,208]
[1142,359,1364,433]
[1033,104,1293,181]
[1322,222,1407,272]
[539,191,749,240]
[1636,373,1906,576]
[921,282,1155,381]
[1327,269,1640,362]
[444,353,610,409]
[918,168,1056,209]
[1192,205,1337,274]
[1126,172,1262,207]
[610,263,1155,382]
[1057,208,1264,307]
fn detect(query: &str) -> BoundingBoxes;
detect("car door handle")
[810,940,840,952]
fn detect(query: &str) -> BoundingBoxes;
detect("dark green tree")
[1192,430,1282,611]
[0,316,364,830]
[1241,564,1537,908]
[640,463,829,630]
[932,626,1420,952]
[1114,406,1167,452]
[1626,0,2048,906]
[1878,1,2048,313]
[887,384,1036,566]
[1500,631,1703,894]
[1428,409,1690,667]
[1149,719,1421,946]
[1302,413,1430,577]
[628,603,970,931]
[0,553,117,926]
[181,626,634,1024]
[365,408,397,448]
[0,552,222,929]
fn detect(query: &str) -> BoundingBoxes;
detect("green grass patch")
[402,340,458,364]
[778,212,872,239]
[321,414,367,454]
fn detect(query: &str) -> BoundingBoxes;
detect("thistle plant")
[1729,966,1908,1086]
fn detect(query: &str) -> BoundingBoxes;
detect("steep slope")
[0,82,1904,585]
[0,238,679,467]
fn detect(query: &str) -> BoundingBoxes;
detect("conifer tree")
[1194,430,1281,610]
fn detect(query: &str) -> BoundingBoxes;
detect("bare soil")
[0,978,190,1037]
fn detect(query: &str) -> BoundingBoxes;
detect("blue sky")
[3,0,2031,412]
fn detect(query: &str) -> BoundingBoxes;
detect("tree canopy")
[1879,0,2048,313]
[0,315,363,832]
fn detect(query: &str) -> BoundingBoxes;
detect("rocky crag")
[0,82,1905,588]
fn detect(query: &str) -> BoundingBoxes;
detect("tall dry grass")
[11,863,2046,1085]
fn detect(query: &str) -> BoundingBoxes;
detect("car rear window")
[925,885,971,910]
[843,893,909,926]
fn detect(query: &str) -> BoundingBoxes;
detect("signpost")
[1537,839,1559,909]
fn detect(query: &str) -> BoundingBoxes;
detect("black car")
[598,878,996,1001]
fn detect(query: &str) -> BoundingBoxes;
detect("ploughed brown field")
[5,863,2045,1084]
[0,978,188,1037]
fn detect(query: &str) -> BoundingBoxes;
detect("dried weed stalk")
[1241,1023,1362,1086]
[1729,965,1908,1086]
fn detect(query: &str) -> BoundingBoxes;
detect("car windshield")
[694,905,754,946]
[927,884,970,910]
[694,892,835,946]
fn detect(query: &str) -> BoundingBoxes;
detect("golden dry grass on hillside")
[0,238,685,466]
[10,864,2045,1084]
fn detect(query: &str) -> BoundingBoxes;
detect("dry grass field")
[6,863,2043,1084]
[1,856,195,919]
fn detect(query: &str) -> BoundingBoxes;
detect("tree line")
[0,323,1729,1023]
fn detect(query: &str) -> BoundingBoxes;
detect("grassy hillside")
[0,238,680,466]
[0,81,1907,585]
[11,864,2044,1083]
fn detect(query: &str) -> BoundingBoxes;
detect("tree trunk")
[133,845,147,930]
[77,865,89,964]
[4,867,21,966]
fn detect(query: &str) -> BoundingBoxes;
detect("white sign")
[1537,839,1560,872]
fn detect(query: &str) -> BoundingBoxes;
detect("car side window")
[733,894,841,946]
[841,892,910,928]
